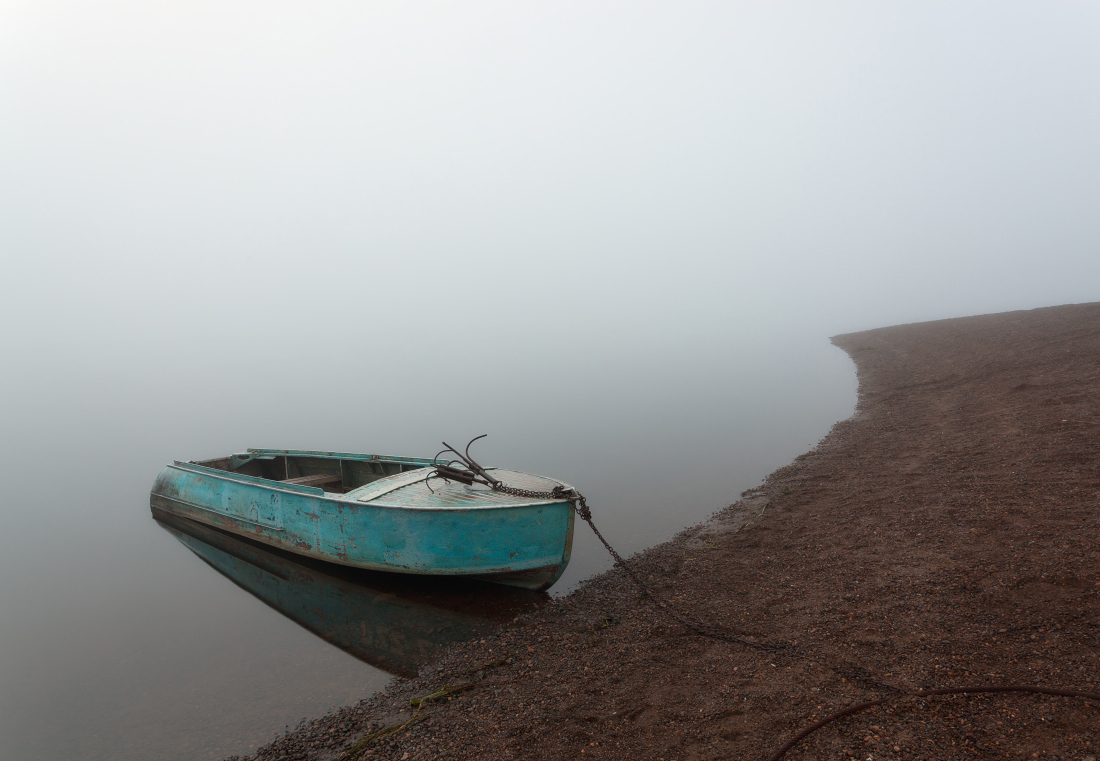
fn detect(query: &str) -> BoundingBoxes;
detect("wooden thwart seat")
[281,473,342,487]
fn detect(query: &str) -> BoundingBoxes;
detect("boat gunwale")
[244,448,443,466]
[160,462,577,511]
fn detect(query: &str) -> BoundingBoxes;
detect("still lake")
[0,332,855,761]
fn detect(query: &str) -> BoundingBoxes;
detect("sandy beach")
[233,302,1100,761]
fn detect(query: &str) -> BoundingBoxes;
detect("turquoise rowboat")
[149,448,575,591]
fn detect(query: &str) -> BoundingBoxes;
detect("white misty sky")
[1,1,1098,383]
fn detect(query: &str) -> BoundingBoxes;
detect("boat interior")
[194,450,429,494]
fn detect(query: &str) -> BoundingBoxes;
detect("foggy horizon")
[4,2,1099,371]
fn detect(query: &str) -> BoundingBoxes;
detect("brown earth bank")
[231,303,1100,761]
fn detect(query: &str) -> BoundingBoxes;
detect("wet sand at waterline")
[233,302,1100,761]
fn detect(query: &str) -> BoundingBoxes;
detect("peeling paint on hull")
[150,452,574,591]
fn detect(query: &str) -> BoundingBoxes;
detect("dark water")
[0,333,855,761]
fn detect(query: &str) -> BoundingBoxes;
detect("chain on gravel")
[431,438,1100,761]
[484,480,784,651]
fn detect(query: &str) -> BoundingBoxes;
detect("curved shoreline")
[233,302,1100,761]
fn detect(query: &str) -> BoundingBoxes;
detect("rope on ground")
[432,437,784,652]
[573,493,785,652]
[338,684,474,761]
[336,710,425,761]
[727,495,769,535]
[764,685,1100,761]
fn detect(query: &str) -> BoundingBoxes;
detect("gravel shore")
[230,302,1100,761]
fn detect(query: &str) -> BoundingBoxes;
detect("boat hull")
[150,460,574,591]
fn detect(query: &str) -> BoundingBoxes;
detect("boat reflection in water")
[154,510,546,678]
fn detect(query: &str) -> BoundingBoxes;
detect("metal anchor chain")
[430,436,783,652]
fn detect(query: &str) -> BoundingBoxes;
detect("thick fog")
[1,4,1098,759]
[4,1,1099,382]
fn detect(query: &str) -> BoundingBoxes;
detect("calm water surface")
[0,334,855,761]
